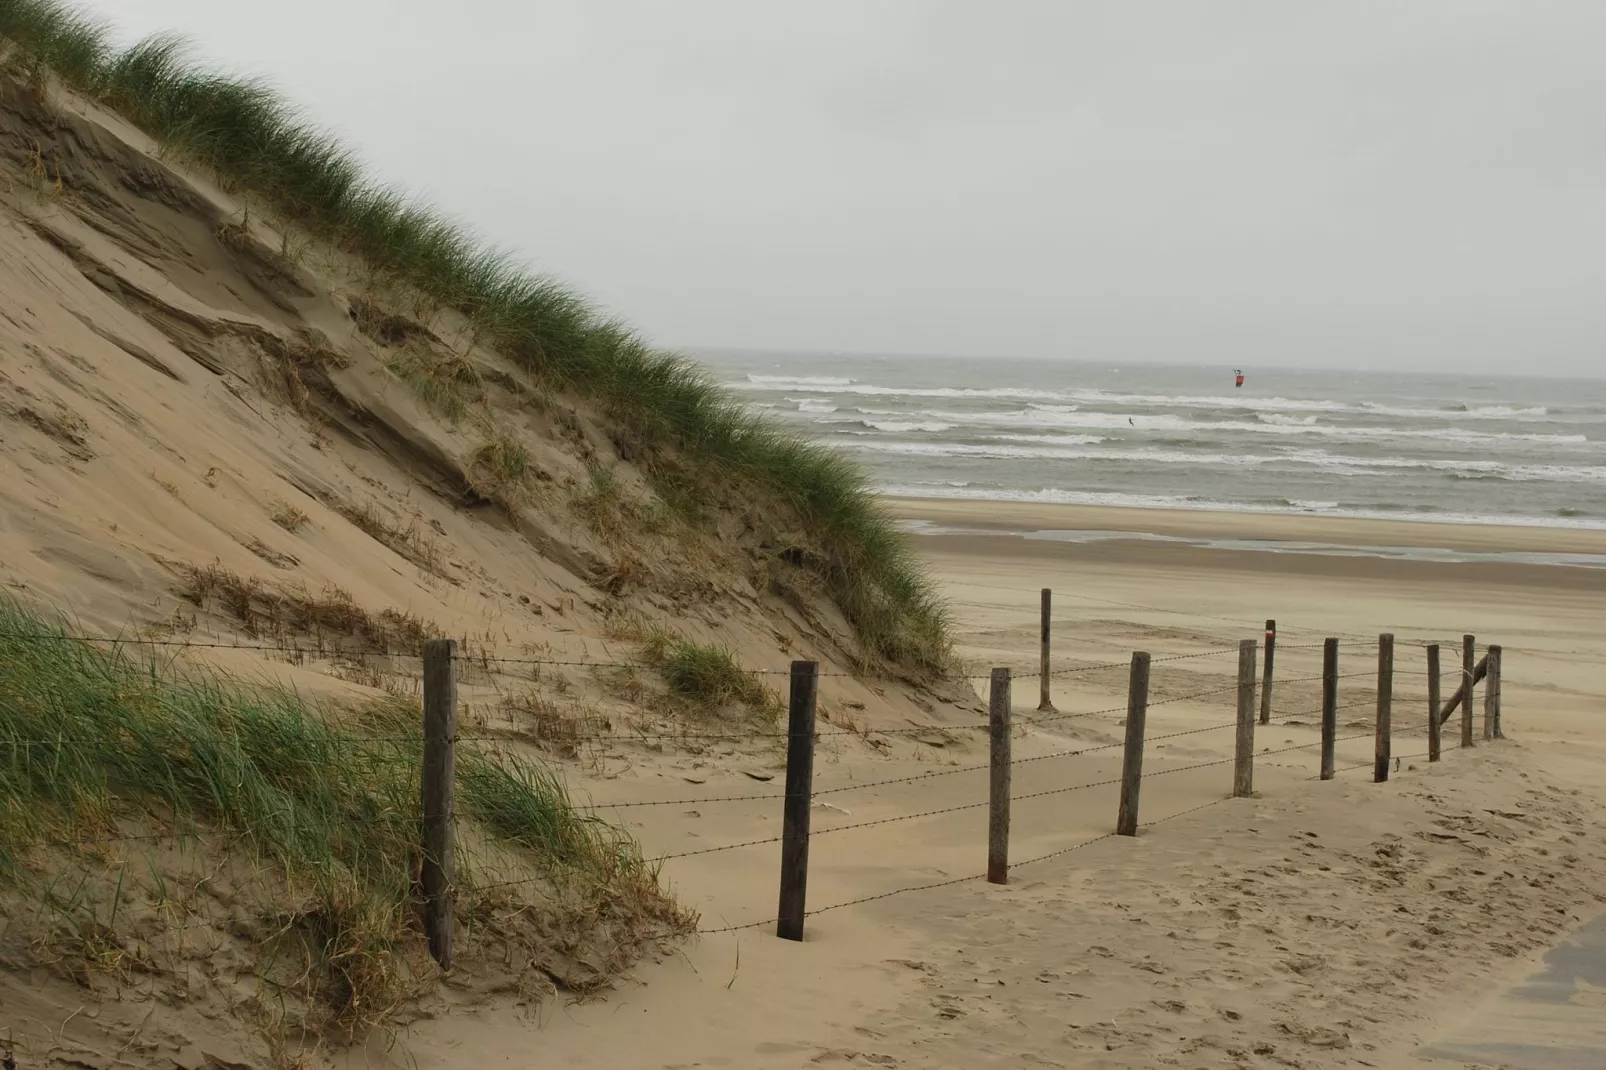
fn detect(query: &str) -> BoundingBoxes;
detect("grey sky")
[86,1,1606,375]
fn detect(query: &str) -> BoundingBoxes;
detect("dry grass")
[323,496,444,576]
[255,329,347,416]
[269,499,309,532]
[571,465,628,540]
[177,562,434,654]
[820,703,871,739]
[494,690,609,759]
[384,344,482,423]
[14,401,91,458]
[349,295,435,348]
[466,433,538,514]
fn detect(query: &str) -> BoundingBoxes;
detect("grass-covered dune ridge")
[0,0,950,671]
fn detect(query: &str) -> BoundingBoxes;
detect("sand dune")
[3,19,1604,1064]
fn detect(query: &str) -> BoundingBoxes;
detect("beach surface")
[361,502,1606,1069]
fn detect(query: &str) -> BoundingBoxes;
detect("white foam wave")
[791,397,838,414]
[1364,402,1550,420]
[861,420,956,433]
[986,434,1110,446]
[735,379,1574,425]
[878,486,1606,529]
[748,374,852,387]
[804,405,1586,444]
[845,440,1606,483]
[730,382,1090,402]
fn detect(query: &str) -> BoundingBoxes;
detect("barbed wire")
[0,629,418,658]
[696,785,1244,935]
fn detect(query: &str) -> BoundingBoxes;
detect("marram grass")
[0,0,950,672]
[0,597,671,1026]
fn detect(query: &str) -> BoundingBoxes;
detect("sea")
[697,350,1606,530]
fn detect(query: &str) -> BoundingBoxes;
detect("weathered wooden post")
[1116,652,1151,836]
[776,660,819,941]
[1038,589,1054,712]
[988,668,1012,884]
[1374,633,1394,783]
[1485,644,1502,741]
[1258,618,1277,725]
[421,638,458,969]
[1320,638,1338,780]
[1234,639,1257,798]
[1427,643,1442,763]
[1461,634,1476,748]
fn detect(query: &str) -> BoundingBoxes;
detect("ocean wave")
[790,397,838,414]
[845,440,1606,483]
[749,374,852,387]
[860,420,957,434]
[810,405,1588,444]
[1257,413,1321,426]
[733,379,1585,425]
[876,485,1606,530]
[1365,402,1550,420]
[731,381,1069,402]
[987,434,1110,446]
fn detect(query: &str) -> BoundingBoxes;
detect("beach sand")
[346,502,1606,1069]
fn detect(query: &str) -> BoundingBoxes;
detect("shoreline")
[886,495,1606,557]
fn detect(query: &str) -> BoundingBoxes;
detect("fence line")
[2,595,1508,960]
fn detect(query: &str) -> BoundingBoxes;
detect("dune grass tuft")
[632,622,780,719]
[0,596,677,1029]
[384,345,481,423]
[0,0,950,672]
[467,433,537,512]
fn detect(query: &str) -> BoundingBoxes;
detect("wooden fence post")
[1435,652,1486,728]
[988,668,1012,884]
[1485,644,1502,741]
[1320,638,1338,780]
[1258,618,1276,725]
[1116,652,1151,836]
[1427,643,1442,763]
[1234,639,1257,797]
[1038,589,1054,712]
[776,660,819,941]
[421,638,458,970]
[1374,633,1393,783]
[1461,634,1476,748]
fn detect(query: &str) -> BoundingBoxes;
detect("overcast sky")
[86,1,1606,375]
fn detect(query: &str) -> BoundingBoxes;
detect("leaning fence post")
[1234,639,1257,797]
[1374,633,1394,783]
[1485,644,1502,741]
[988,668,1012,884]
[1320,638,1338,780]
[1460,635,1476,748]
[1037,589,1054,712]
[1116,652,1151,835]
[1258,618,1276,725]
[1427,643,1442,763]
[776,660,819,941]
[421,638,458,969]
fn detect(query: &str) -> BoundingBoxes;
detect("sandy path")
[345,505,1606,1070]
